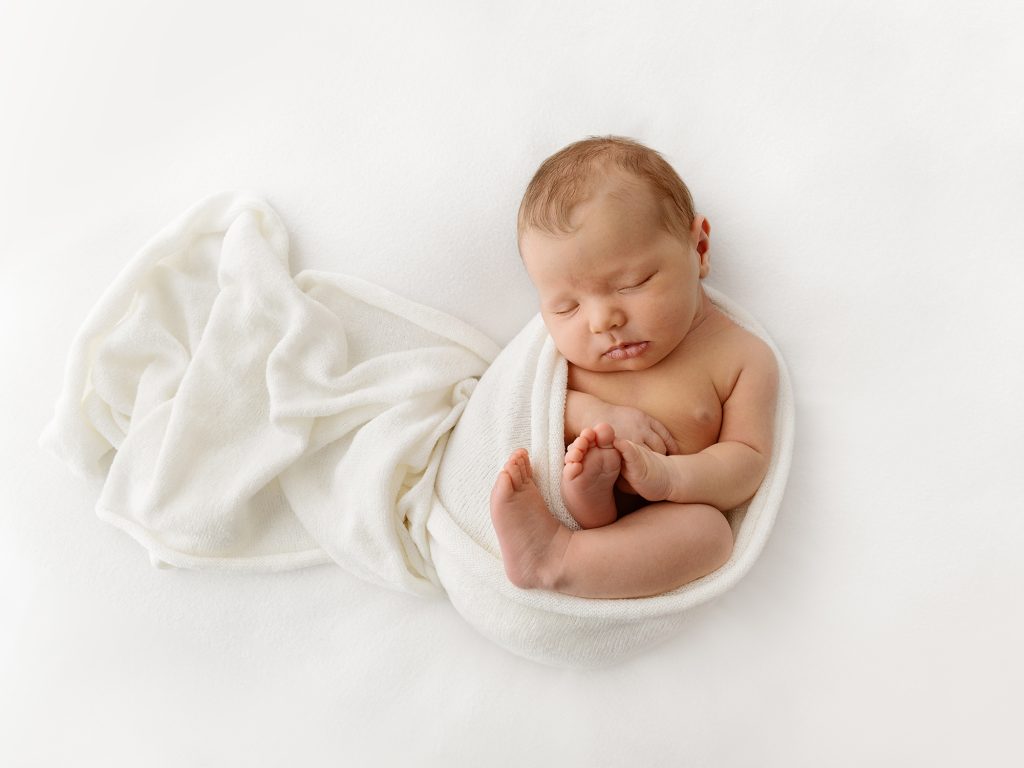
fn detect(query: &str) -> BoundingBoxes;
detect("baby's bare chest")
[569,354,726,455]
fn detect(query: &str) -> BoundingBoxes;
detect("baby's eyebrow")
[620,270,651,283]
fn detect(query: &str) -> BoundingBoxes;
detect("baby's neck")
[688,286,715,335]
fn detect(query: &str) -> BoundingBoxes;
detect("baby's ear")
[691,215,711,276]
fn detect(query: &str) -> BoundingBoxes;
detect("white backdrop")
[2,1,1022,765]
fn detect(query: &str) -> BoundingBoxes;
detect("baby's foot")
[614,438,673,501]
[562,423,621,528]
[490,449,572,590]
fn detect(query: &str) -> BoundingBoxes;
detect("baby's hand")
[588,401,679,456]
[614,437,674,501]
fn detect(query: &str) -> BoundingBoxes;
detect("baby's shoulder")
[706,310,778,396]
[720,315,775,363]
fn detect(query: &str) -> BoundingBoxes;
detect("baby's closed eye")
[618,273,656,292]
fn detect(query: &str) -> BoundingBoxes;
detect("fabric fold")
[40,190,794,665]
[39,190,499,594]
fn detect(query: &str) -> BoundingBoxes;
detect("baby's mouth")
[602,341,649,360]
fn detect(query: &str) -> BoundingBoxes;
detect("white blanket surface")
[40,191,793,666]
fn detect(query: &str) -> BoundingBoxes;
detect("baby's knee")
[692,504,734,567]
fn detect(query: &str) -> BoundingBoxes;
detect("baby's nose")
[589,304,625,333]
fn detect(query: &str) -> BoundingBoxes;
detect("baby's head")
[517,135,699,254]
[517,136,712,373]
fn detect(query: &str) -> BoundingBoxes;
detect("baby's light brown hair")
[517,135,696,252]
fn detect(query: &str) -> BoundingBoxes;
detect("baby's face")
[521,179,710,373]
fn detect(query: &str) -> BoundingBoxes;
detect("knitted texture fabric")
[39,191,794,666]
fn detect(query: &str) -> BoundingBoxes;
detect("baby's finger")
[651,421,678,455]
[643,430,667,455]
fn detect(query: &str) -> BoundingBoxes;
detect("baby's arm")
[565,389,678,455]
[615,341,778,510]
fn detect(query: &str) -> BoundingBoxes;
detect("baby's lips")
[602,341,649,359]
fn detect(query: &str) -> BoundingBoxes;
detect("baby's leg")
[562,423,621,529]
[555,501,734,598]
[491,449,734,598]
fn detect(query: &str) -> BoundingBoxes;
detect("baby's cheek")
[550,332,579,360]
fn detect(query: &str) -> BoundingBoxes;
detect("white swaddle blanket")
[39,191,794,666]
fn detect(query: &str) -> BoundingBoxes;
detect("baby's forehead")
[524,237,655,287]
[579,193,671,256]
[526,189,662,246]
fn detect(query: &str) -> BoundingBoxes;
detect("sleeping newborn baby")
[490,136,778,599]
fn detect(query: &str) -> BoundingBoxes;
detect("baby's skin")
[490,170,778,599]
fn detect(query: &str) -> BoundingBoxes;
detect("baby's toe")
[506,462,523,488]
[505,453,527,488]
[593,423,616,448]
[513,450,533,484]
[568,434,591,455]
[562,461,584,481]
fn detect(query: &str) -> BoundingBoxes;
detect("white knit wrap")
[39,191,794,666]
